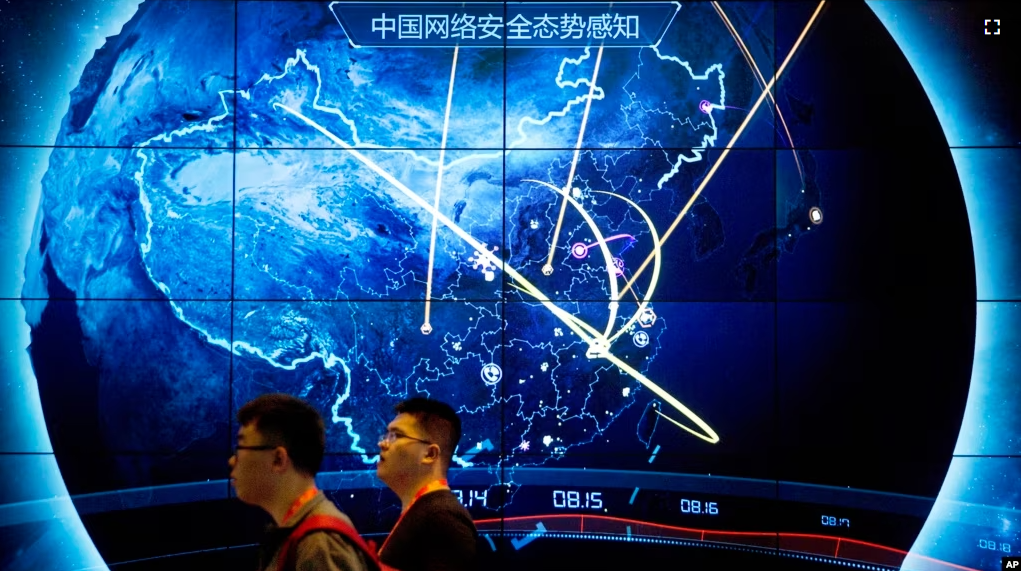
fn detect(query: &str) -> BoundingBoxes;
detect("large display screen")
[1,1,1019,570]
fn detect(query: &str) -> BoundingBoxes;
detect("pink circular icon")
[699,100,712,114]
[571,242,589,259]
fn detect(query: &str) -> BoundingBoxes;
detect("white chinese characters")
[369,12,641,42]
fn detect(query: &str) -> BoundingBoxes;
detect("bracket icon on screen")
[984,19,1001,35]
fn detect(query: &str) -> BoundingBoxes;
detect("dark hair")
[395,397,462,466]
[238,393,325,477]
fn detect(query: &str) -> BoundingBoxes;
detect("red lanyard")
[409,478,449,508]
[282,486,319,524]
[378,479,448,554]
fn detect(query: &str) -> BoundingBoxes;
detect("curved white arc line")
[274,104,718,446]
[655,409,719,445]
[589,190,662,345]
[509,280,718,444]
[607,354,719,444]
[620,1,827,300]
[275,103,604,340]
[523,178,621,337]
[710,2,804,185]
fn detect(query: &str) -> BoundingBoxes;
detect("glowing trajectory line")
[620,0,827,301]
[587,190,663,345]
[524,178,621,340]
[544,44,605,276]
[423,45,460,335]
[711,1,804,183]
[515,186,662,347]
[272,103,719,444]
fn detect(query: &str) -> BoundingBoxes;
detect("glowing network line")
[423,45,461,336]
[517,183,664,348]
[710,1,804,184]
[544,44,606,276]
[620,0,827,301]
[274,103,720,444]
[586,190,663,345]
[570,234,636,259]
[513,182,664,348]
[130,2,830,450]
[523,178,621,341]
[505,179,714,442]
[504,2,825,441]
[128,43,675,457]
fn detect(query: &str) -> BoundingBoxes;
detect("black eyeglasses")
[379,430,433,446]
[233,444,279,456]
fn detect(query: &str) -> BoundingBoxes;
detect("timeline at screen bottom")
[450,484,926,553]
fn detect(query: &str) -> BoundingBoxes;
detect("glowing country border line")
[510,47,605,151]
[274,102,719,444]
[249,49,496,173]
[129,89,381,462]
[711,1,804,184]
[423,45,461,333]
[644,48,726,191]
[545,44,606,274]
[621,0,827,300]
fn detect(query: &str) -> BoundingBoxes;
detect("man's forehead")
[236,423,258,440]
[388,413,420,431]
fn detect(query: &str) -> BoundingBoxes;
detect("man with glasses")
[376,397,477,571]
[230,393,372,571]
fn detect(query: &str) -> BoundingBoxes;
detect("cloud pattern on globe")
[32,1,765,478]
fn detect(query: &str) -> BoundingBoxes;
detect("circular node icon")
[481,363,502,386]
[542,264,554,276]
[633,331,650,348]
[809,206,823,225]
[571,243,588,259]
[698,99,712,114]
[420,323,433,335]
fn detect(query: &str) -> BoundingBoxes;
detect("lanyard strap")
[378,479,449,555]
[411,478,449,506]
[282,486,319,524]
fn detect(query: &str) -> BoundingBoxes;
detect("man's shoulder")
[418,489,467,510]
[295,497,374,571]
[408,490,477,540]
[295,528,373,571]
[308,495,356,527]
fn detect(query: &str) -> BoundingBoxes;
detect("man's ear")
[422,443,440,465]
[272,446,290,473]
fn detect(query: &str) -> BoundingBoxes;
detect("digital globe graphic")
[12,1,999,569]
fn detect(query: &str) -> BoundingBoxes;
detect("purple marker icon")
[571,243,588,259]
